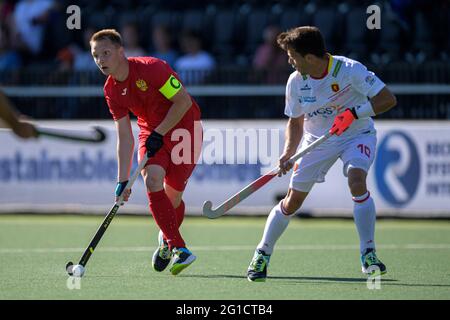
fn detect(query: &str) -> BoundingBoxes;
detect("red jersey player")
[90,29,202,276]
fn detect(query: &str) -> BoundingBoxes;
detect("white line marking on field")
[0,243,449,254]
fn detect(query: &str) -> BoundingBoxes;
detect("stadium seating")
[2,0,448,120]
[344,5,369,61]
[6,0,442,68]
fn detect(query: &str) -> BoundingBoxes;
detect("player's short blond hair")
[90,29,123,47]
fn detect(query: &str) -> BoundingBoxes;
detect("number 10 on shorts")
[357,144,371,158]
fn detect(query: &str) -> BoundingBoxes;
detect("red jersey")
[103,57,201,139]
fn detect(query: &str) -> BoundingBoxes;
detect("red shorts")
[138,124,203,192]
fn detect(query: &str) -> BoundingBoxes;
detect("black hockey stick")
[66,154,149,277]
[36,126,106,143]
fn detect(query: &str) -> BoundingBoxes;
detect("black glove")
[145,131,164,158]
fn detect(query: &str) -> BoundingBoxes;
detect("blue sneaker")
[247,249,271,282]
[170,247,196,275]
[361,248,387,276]
[152,231,172,272]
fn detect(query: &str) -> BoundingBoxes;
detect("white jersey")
[284,55,385,141]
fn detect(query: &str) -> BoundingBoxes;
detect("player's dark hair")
[90,29,123,47]
[277,26,326,57]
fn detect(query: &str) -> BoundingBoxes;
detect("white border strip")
[1,204,450,218]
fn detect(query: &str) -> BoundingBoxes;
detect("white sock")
[257,201,293,255]
[352,191,376,255]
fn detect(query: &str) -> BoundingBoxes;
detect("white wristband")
[354,101,376,119]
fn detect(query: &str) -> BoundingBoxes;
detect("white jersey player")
[247,26,397,282]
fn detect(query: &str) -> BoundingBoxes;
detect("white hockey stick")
[203,132,333,219]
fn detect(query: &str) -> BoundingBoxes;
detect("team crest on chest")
[331,83,340,92]
[136,79,148,91]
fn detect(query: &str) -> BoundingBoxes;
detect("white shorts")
[289,131,377,192]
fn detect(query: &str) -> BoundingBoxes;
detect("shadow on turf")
[183,274,450,288]
[86,273,450,288]
[182,274,397,283]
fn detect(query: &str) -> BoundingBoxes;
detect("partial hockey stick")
[36,126,106,143]
[66,154,149,277]
[202,132,333,219]
[0,125,107,143]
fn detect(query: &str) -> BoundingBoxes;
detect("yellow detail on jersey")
[327,54,334,74]
[159,75,182,99]
[89,247,94,254]
[136,79,148,91]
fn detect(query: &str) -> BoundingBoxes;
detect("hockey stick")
[0,125,107,143]
[37,126,106,143]
[66,154,149,277]
[202,132,333,219]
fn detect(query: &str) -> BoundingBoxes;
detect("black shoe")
[152,231,172,272]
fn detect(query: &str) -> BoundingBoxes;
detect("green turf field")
[0,214,449,300]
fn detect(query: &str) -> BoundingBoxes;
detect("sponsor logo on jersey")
[300,83,311,91]
[299,96,316,104]
[302,96,316,103]
[136,79,148,91]
[375,131,420,207]
[308,106,335,118]
[365,75,375,86]
[331,83,340,92]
